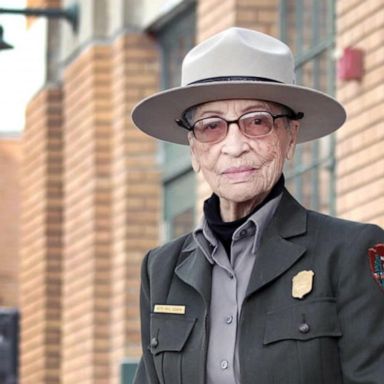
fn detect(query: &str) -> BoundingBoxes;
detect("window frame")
[154,2,197,240]
[279,0,337,214]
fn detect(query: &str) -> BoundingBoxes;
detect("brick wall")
[20,87,63,384]
[0,138,21,308]
[21,7,160,382]
[235,0,278,35]
[20,33,160,384]
[336,0,384,226]
[20,3,64,384]
[109,33,160,382]
[62,44,113,384]
[197,0,236,42]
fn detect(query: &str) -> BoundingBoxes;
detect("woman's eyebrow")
[194,109,223,119]
[241,103,271,113]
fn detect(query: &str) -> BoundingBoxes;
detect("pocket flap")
[264,298,342,345]
[150,314,196,355]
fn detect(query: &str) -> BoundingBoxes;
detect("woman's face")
[188,99,299,206]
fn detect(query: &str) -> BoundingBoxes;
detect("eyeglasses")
[176,110,303,144]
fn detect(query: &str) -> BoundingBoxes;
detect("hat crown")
[132,27,346,145]
[181,27,296,86]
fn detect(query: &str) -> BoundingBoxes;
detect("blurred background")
[0,0,383,383]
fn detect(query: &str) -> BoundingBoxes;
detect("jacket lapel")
[175,239,212,307]
[175,189,307,302]
[246,189,307,298]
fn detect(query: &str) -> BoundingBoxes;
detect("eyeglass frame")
[176,109,304,143]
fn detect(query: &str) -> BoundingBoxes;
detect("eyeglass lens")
[193,111,275,143]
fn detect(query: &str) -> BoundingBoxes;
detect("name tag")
[154,304,186,314]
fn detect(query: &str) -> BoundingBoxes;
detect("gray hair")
[184,105,197,126]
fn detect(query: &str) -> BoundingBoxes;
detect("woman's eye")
[251,118,262,125]
[203,120,221,130]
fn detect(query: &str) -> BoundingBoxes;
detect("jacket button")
[298,322,310,334]
[150,337,158,348]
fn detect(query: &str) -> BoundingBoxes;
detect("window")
[156,3,196,240]
[280,0,336,214]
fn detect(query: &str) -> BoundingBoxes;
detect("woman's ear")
[188,133,201,173]
[286,121,300,160]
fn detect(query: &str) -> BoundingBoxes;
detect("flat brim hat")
[132,27,346,145]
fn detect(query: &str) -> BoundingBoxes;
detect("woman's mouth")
[221,166,257,182]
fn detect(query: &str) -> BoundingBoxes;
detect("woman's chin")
[217,185,267,204]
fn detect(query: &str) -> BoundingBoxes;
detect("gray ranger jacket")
[134,189,384,384]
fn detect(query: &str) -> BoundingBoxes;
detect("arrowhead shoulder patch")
[368,243,384,291]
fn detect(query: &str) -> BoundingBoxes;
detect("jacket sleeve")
[336,224,384,384]
[133,251,160,384]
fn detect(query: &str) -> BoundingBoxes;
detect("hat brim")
[131,81,346,145]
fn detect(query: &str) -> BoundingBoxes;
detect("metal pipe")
[0,3,79,32]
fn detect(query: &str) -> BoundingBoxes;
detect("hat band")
[188,76,283,85]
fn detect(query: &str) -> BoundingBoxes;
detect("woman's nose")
[221,122,250,156]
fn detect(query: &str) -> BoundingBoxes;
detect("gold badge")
[153,305,186,314]
[292,270,314,299]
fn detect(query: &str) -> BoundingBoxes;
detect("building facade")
[18,0,384,383]
[0,135,21,308]
[0,134,21,383]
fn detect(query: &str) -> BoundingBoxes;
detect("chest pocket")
[150,314,196,354]
[264,297,342,344]
[263,297,343,384]
[149,314,196,384]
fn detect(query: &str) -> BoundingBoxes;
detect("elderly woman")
[132,28,384,384]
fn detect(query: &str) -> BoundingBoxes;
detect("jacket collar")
[272,187,307,239]
[175,236,212,307]
[175,188,307,303]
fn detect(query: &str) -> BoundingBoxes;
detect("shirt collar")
[194,191,283,262]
